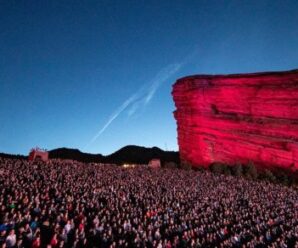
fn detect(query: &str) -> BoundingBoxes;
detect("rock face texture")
[172,69,298,171]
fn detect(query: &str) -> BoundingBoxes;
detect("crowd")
[0,158,297,248]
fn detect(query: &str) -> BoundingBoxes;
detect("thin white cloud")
[85,50,197,148]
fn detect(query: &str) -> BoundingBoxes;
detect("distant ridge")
[104,145,179,164]
[0,145,180,165]
[49,148,105,163]
[0,153,26,159]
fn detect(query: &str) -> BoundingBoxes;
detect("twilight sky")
[1,0,298,155]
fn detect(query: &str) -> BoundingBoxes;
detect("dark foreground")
[0,158,297,248]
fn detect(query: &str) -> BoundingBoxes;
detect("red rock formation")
[172,69,298,171]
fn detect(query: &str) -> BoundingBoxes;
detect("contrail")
[85,50,197,148]
[127,63,182,117]
[144,63,182,105]
[85,93,138,148]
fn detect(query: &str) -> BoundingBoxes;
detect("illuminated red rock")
[172,69,298,171]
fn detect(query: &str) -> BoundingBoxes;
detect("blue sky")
[1,0,298,155]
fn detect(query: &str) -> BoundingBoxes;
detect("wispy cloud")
[85,50,196,148]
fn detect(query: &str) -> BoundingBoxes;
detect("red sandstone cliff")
[172,69,298,171]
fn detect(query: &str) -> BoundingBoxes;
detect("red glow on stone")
[172,69,298,171]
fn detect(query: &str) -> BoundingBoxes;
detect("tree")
[232,163,243,177]
[210,162,229,175]
[245,161,258,179]
[180,161,192,170]
[164,162,178,169]
[262,169,276,182]
[277,172,290,186]
[223,166,232,176]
